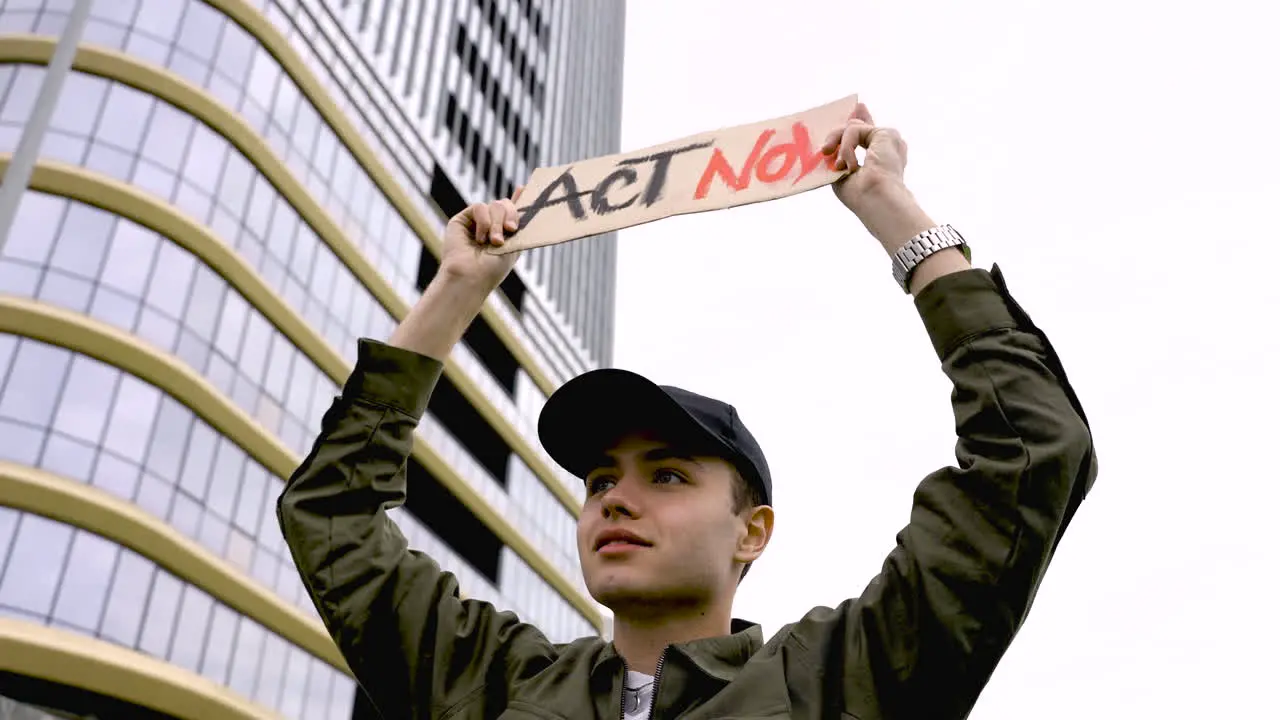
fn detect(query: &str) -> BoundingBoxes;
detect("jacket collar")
[591,617,764,683]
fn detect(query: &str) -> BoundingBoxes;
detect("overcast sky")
[611,1,1278,716]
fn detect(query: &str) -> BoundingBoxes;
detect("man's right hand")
[438,187,526,291]
[388,188,525,360]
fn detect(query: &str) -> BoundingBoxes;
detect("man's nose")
[600,478,640,519]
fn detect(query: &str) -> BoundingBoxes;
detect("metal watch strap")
[891,224,970,293]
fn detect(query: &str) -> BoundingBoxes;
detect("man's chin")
[586,572,668,609]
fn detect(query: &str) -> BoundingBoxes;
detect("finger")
[511,184,526,203]
[821,125,845,155]
[471,203,493,246]
[835,122,867,172]
[854,102,874,126]
[493,198,519,239]
[485,201,510,246]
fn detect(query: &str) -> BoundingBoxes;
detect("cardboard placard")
[488,93,859,254]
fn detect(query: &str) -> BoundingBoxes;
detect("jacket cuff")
[914,266,1020,361]
[341,339,443,419]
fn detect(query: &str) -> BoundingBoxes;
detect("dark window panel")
[427,376,511,484]
[462,315,518,396]
[0,672,179,720]
[494,263,524,308]
[403,456,502,583]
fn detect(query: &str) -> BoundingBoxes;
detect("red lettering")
[693,122,836,200]
[758,122,834,185]
[756,141,797,183]
[693,129,775,199]
[787,122,838,184]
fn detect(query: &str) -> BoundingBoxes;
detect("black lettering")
[589,167,640,215]
[516,168,591,230]
[619,141,714,207]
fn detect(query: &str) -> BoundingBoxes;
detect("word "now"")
[694,122,837,200]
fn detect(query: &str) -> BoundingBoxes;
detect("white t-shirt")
[623,670,656,720]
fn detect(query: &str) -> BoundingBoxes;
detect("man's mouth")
[594,531,652,552]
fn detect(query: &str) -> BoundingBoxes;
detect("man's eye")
[587,477,615,495]
[654,469,685,484]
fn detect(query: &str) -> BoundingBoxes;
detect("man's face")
[576,432,766,614]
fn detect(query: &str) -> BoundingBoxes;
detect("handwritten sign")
[487,93,858,254]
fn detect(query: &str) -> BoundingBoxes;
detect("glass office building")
[0,1,624,718]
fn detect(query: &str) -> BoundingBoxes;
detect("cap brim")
[538,369,728,480]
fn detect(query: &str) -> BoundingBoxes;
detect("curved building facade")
[0,1,625,718]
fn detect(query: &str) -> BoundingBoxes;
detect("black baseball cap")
[537,369,772,507]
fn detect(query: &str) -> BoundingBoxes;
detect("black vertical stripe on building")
[583,7,593,153]
[545,0,564,166]
[451,20,469,153]
[389,0,413,77]
[563,2,576,166]
[576,3,587,163]
[549,247,562,331]
[466,18,486,193]
[434,22,459,133]
[592,239,605,363]
[404,0,429,99]
[603,235,617,365]
[460,22,480,178]
[478,0,495,193]
[420,0,453,119]
[375,0,395,57]
[567,235,578,344]
[500,0,519,194]
[359,0,374,32]
[484,0,501,193]
[560,3,571,165]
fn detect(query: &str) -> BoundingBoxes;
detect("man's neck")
[611,605,734,676]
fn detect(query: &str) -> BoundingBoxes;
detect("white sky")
[611,1,1279,716]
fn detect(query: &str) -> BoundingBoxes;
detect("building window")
[404,457,503,583]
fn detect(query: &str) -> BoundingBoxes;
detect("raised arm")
[277,194,553,718]
[788,105,1099,718]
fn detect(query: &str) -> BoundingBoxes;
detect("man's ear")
[735,505,774,565]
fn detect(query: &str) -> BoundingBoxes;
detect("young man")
[279,103,1097,719]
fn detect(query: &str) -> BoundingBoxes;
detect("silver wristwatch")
[891,224,970,293]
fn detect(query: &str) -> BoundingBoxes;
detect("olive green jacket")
[278,267,1098,719]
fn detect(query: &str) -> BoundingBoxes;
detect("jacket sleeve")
[788,266,1099,719]
[277,339,553,719]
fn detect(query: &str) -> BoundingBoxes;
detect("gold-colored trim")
[0,295,299,476]
[0,461,349,675]
[0,34,583,519]
[0,156,603,631]
[0,618,283,719]
[202,0,561,398]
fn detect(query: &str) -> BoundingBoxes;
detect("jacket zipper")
[618,658,628,720]
[646,649,668,720]
[618,648,669,720]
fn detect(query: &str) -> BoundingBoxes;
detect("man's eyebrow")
[642,446,706,468]
[584,446,708,475]
[585,454,619,477]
